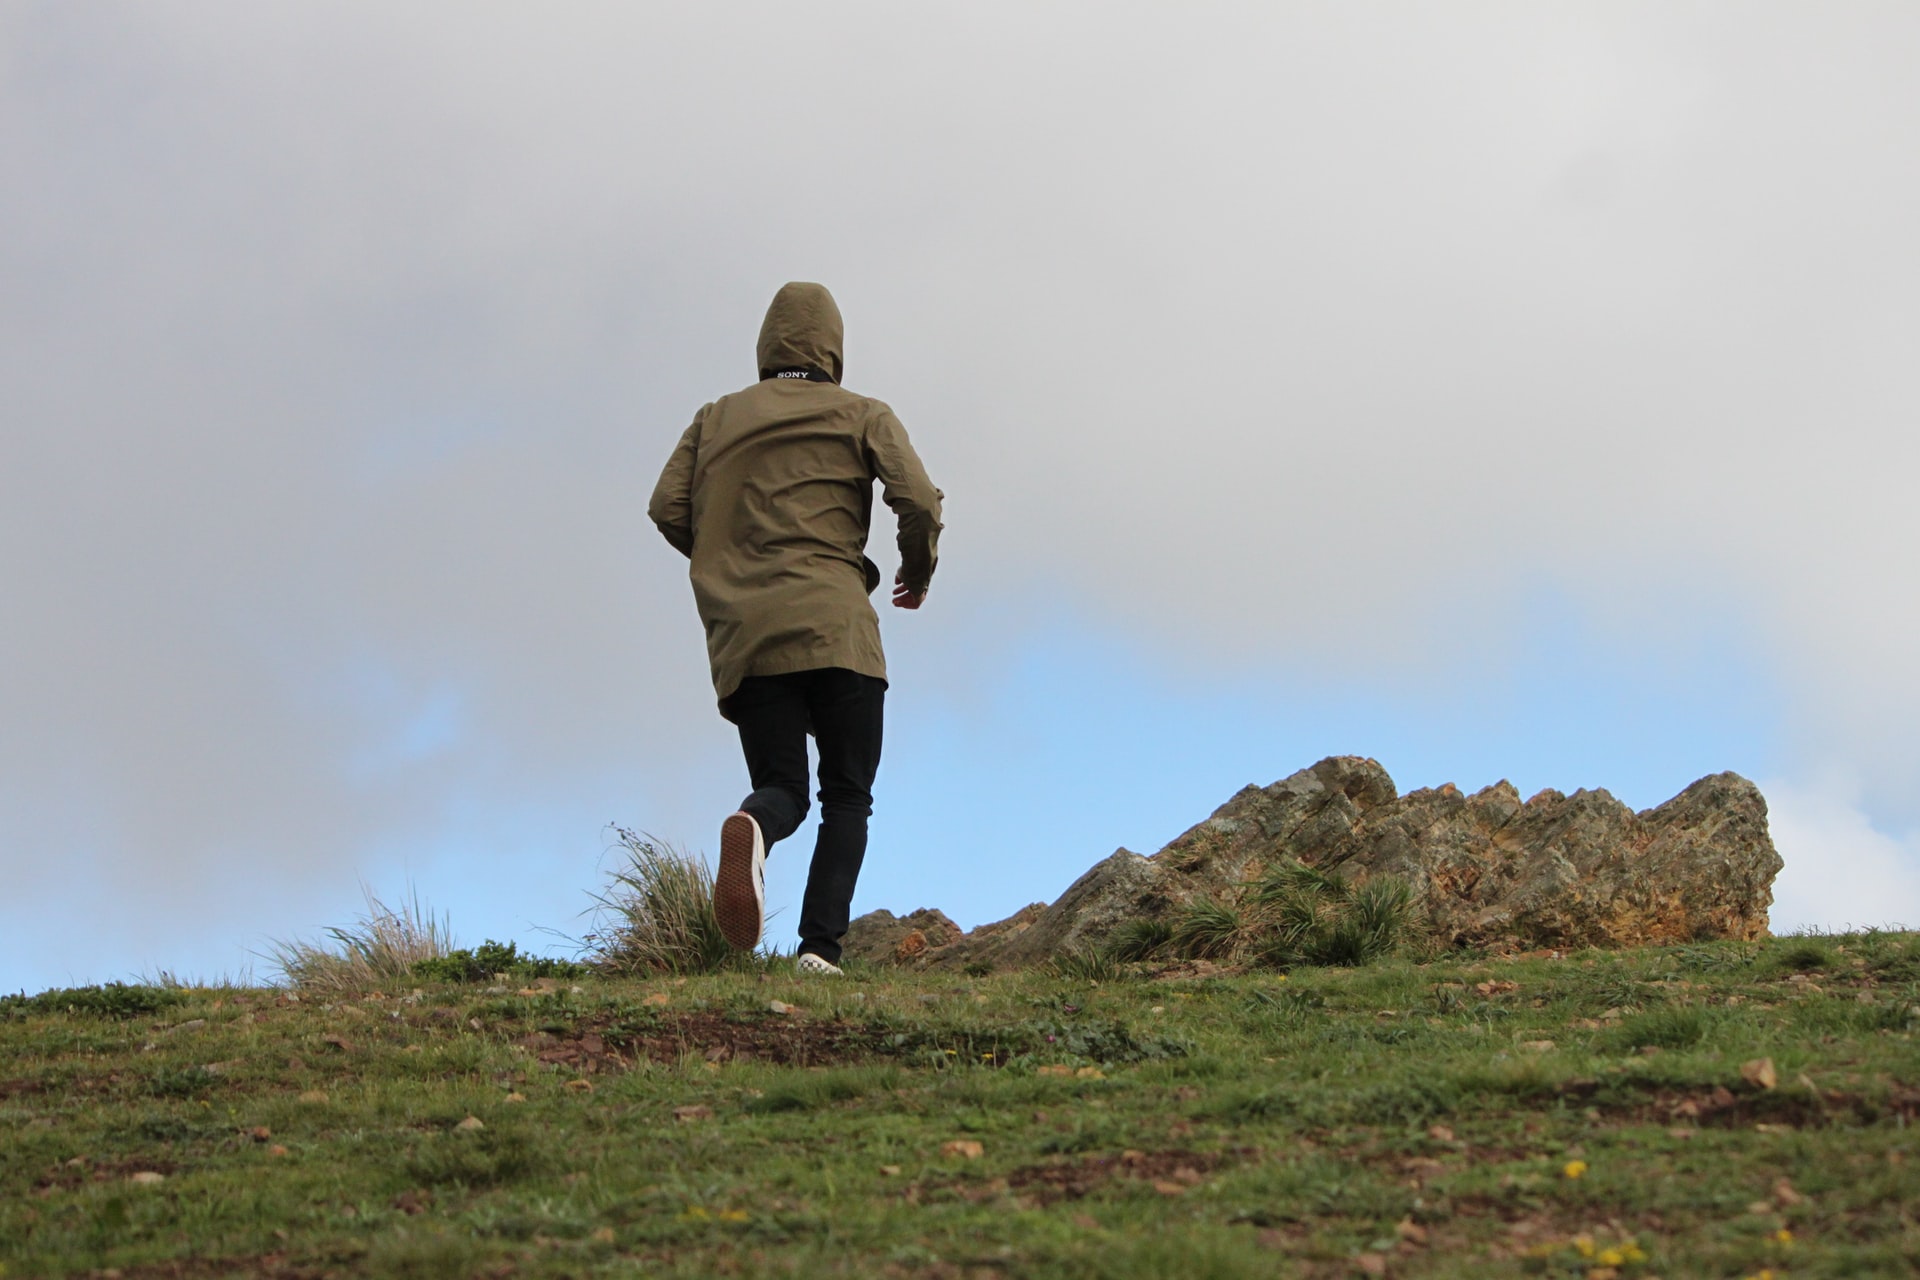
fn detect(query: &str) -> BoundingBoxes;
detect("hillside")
[4,931,1918,1277]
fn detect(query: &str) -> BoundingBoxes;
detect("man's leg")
[716,675,811,949]
[796,668,885,964]
[725,675,812,843]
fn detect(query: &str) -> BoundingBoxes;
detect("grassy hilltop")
[3,932,1919,1278]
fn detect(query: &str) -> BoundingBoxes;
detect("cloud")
[1766,775,1920,934]
[2,5,1917,984]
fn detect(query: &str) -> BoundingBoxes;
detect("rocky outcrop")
[844,756,1783,970]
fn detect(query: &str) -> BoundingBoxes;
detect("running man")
[647,282,944,976]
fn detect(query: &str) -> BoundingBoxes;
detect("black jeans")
[721,667,885,964]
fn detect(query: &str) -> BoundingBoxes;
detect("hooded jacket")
[648,282,944,710]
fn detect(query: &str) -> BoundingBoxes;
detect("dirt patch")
[1588,1079,1920,1130]
[1005,1147,1242,1205]
[519,1012,892,1072]
[0,1076,50,1101]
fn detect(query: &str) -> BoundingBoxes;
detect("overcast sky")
[4,4,1917,991]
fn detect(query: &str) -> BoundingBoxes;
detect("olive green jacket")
[648,282,944,708]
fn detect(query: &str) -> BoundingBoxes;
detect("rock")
[852,756,1782,967]
[840,908,961,966]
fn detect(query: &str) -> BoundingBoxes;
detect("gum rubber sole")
[714,813,763,950]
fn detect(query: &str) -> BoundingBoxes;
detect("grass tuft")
[264,885,452,993]
[586,827,746,975]
[1248,862,1414,968]
[1172,898,1245,960]
[1770,939,1833,973]
[1610,1005,1712,1051]
[1051,947,1127,983]
[1105,917,1173,962]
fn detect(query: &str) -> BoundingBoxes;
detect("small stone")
[768,999,797,1015]
[1740,1057,1778,1090]
[297,1090,329,1104]
[673,1105,714,1122]
[1427,1124,1454,1142]
[879,1164,902,1176]
[1519,1040,1556,1053]
[1773,1177,1805,1206]
[940,1139,984,1160]
[268,1144,289,1157]
[454,1115,485,1131]
[565,1078,594,1094]
[504,1092,526,1103]
[129,1171,166,1186]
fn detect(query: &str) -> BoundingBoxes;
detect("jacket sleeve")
[646,408,706,559]
[867,405,944,593]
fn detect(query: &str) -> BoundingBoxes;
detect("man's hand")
[892,571,927,610]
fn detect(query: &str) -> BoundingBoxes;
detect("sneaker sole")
[713,813,763,951]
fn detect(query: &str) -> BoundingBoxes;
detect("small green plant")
[0,983,184,1020]
[413,940,587,984]
[587,827,744,975]
[264,885,454,993]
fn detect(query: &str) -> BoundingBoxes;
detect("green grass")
[3,932,1918,1277]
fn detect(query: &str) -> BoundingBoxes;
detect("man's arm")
[647,410,706,558]
[867,407,943,606]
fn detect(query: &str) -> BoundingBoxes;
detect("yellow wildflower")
[1597,1247,1625,1266]
[1774,1228,1794,1246]
[1563,1159,1589,1180]
[1572,1233,1595,1256]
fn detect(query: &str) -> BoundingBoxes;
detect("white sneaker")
[795,952,843,978]
[713,811,766,950]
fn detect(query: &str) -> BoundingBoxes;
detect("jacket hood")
[756,282,844,384]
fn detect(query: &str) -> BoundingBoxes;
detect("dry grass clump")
[1110,860,1415,969]
[265,885,453,993]
[586,827,746,975]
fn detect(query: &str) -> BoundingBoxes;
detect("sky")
[3,3,1918,992]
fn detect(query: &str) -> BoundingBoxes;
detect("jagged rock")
[839,908,962,967]
[855,756,1783,969]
